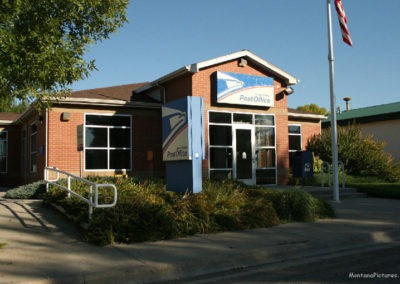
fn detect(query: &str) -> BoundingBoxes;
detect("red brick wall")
[47,110,83,175]
[46,107,164,179]
[288,119,322,150]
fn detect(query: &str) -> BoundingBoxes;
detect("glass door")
[233,126,255,184]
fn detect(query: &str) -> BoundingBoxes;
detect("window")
[255,115,276,184]
[30,123,38,173]
[208,111,276,184]
[288,124,302,166]
[0,131,7,173]
[84,114,132,170]
[209,112,233,180]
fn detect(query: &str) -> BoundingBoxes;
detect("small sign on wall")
[215,71,274,107]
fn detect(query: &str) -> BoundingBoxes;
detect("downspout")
[45,108,49,170]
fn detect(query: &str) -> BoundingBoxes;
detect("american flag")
[334,0,353,46]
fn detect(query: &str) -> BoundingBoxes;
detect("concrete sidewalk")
[1,195,400,283]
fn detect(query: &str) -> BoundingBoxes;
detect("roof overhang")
[136,50,299,93]
[53,97,161,109]
[0,120,14,125]
[288,111,327,120]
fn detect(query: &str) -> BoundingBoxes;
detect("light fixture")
[284,87,294,96]
[238,58,248,67]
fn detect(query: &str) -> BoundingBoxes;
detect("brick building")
[0,50,324,187]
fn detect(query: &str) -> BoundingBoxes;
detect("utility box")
[292,150,314,179]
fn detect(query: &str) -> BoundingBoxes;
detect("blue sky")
[72,0,400,110]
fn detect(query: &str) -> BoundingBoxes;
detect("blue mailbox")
[292,150,314,179]
[162,97,205,193]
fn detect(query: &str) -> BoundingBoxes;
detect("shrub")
[4,181,46,199]
[44,178,334,246]
[307,125,400,182]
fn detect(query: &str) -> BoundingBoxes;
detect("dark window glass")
[86,128,107,147]
[289,125,301,134]
[30,123,37,133]
[210,170,232,181]
[255,115,274,125]
[233,113,252,124]
[209,112,231,123]
[0,157,6,172]
[86,150,107,169]
[289,135,301,151]
[110,128,130,148]
[210,148,232,168]
[209,125,232,146]
[110,149,130,169]
[86,115,130,126]
[256,169,276,184]
[0,132,6,139]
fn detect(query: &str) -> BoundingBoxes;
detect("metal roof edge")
[288,112,327,120]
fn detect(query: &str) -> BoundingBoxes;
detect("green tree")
[0,0,128,106]
[307,125,400,181]
[297,104,329,115]
[0,96,29,113]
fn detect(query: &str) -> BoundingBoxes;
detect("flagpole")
[326,0,340,202]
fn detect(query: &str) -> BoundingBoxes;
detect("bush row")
[43,178,335,246]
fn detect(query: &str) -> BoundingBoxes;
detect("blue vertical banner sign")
[162,97,204,193]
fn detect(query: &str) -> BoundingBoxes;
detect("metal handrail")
[321,161,331,188]
[44,167,117,219]
[320,161,345,189]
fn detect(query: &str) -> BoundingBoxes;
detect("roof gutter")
[288,112,327,120]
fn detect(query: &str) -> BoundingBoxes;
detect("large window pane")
[86,149,107,169]
[256,149,276,168]
[255,115,274,126]
[86,115,130,126]
[256,169,276,184]
[210,170,232,180]
[110,149,130,169]
[289,135,301,151]
[110,128,130,148]
[86,128,107,147]
[209,125,232,146]
[256,127,275,147]
[233,113,252,124]
[209,112,231,123]
[210,148,232,168]
[0,157,6,173]
[289,125,301,134]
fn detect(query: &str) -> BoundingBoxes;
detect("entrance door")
[233,126,255,184]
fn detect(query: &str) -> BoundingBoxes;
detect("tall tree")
[297,104,329,116]
[0,0,128,107]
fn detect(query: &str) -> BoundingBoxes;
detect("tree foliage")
[297,104,329,115]
[307,125,400,182]
[0,0,128,105]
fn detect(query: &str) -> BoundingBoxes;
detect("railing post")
[89,185,93,219]
[67,176,71,198]
[321,161,331,188]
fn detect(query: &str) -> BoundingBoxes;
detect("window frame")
[84,113,132,171]
[208,111,277,184]
[288,124,302,152]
